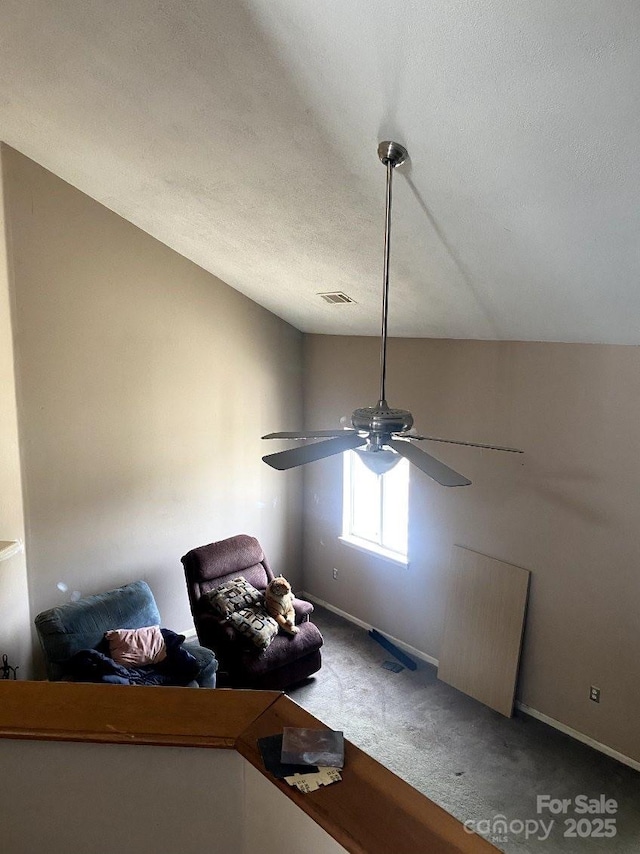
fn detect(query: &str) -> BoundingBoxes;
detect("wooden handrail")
[0,681,498,854]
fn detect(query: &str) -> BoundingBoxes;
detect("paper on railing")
[284,766,342,793]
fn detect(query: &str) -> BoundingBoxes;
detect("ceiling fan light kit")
[354,446,401,476]
[262,142,523,486]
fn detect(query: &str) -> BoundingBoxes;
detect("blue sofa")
[35,580,217,687]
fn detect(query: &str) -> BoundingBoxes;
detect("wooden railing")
[0,681,498,854]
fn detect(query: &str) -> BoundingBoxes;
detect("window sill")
[339,535,409,567]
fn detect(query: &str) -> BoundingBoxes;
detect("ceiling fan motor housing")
[351,403,414,435]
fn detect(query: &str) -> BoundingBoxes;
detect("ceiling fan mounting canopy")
[261,141,523,485]
[377,141,408,169]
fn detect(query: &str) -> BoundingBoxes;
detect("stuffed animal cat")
[265,576,299,635]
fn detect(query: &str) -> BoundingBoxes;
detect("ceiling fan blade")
[400,434,522,454]
[388,439,471,487]
[262,429,355,440]
[263,432,367,470]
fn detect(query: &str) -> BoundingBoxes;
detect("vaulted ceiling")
[2,1,640,343]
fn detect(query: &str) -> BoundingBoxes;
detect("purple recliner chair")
[182,534,323,689]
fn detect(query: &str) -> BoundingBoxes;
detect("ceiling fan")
[262,141,522,486]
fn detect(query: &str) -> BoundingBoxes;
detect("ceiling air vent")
[317,291,356,305]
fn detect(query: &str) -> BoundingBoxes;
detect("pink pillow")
[104,625,167,666]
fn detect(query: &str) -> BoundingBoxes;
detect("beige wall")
[3,145,303,670]
[0,740,243,853]
[0,740,345,853]
[0,147,31,675]
[302,334,640,763]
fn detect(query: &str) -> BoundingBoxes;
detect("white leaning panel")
[438,545,530,717]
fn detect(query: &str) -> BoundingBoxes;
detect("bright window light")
[341,450,409,564]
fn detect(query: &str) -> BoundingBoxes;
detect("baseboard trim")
[300,591,438,667]
[302,591,640,773]
[515,702,640,772]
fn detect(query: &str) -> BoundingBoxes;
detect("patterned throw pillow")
[228,608,279,650]
[205,577,264,618]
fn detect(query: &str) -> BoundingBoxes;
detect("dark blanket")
[66,628,201,686]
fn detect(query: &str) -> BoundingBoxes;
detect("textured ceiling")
[2,1,640,342]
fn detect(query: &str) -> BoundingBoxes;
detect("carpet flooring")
[287,605,640,854]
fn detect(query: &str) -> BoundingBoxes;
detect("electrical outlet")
[332,568,339,580]
[590,686,601,703]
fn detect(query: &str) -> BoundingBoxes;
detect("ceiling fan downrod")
[260,139,520,484]
[377,140,408,408]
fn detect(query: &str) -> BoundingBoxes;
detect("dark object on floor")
[382,660,404,673]
[34,580,217,687]
[182,534,323,689]
[369,628,417,670]
[257,733,319,779]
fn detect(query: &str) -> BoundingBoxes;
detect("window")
[341,450,409,564]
